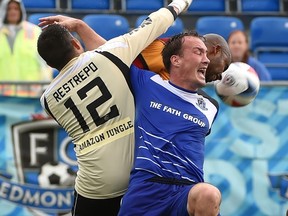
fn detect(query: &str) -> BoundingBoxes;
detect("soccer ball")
[214,62,260,107]
[38,161,76,188]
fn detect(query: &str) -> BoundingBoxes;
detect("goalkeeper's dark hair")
[37,24,76,71]
[162,31,205,72]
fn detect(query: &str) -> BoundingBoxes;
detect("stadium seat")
[188,0,226,12]
[257,51,288,80]
[195,16,244,40]
[250,17,288,80]
[22,0,57,10]
[69,0,112,10]
[28,13,57,25]
[122,0,165,11]
[250,17,288,50]
[82,15,129,40]
[237,0,281,12]
[135,15,184,38]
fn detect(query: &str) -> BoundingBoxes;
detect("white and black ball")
[38,161,76,188]
[214,62,260,107]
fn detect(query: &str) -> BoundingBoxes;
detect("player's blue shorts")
[118,177,195,216]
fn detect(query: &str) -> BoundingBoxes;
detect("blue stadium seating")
[82,15,129,40]
[188,0,226,12]
[238,0,280,12]
[250,17,288,80]
[28,13,57,25]
[250,17,288,50]
[195,16,244,40]
[22,0,56,9]
[257,51,288,80]
[135,15,184,38]
[70,0,111,10]
[122,0,164,11]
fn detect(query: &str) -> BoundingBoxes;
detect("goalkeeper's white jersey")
[40,8,175,199]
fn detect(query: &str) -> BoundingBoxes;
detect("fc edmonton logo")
[1,119,77,214]
[196,98,208,111]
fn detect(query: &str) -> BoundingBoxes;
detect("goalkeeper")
[37,0,193,215]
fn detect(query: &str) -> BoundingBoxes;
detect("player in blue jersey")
[118,31,222,216]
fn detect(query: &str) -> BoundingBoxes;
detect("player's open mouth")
[197,68,206,77]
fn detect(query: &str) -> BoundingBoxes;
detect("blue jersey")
[130,65,219,184]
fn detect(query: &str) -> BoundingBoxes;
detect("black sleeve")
[166,6,178,20]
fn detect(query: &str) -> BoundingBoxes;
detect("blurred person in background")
[0,0,52,96]
[227,30,271,81]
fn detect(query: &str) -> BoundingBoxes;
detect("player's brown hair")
[162,31,205,72]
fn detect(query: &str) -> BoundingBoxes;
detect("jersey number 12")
[64,77,119,132]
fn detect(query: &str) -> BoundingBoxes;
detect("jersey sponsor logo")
[196,98,208,111]
[150,101,206,127]
[182,113,206,127]
[75,117,134,154]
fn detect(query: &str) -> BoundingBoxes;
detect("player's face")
[228,31,248,61]
[203,38,231,83]
[174,36,210,90]
[6,1,21,25]
[206,53,229,82]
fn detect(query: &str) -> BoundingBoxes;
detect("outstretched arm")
[38,15,107,50]
[99,0,193,67]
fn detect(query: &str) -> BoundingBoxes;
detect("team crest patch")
[3,119,77,214]
[196,98,208,110]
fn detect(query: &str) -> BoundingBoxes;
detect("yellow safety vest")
[0,21,45,81]
[0,22,51,97]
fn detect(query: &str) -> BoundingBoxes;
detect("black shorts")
[71,190,123,216]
